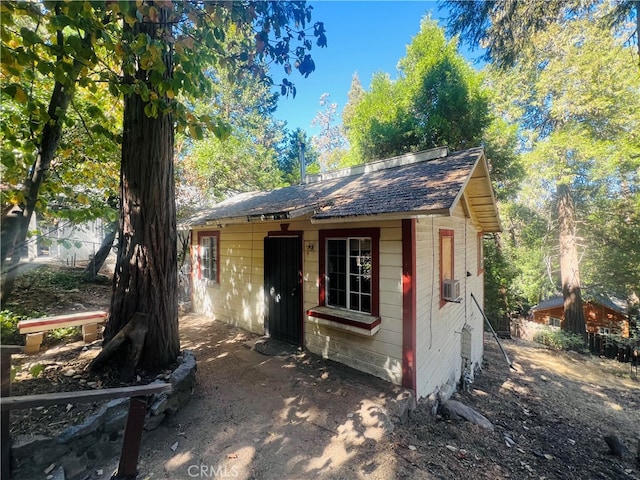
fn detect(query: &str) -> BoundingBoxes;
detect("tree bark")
[0,81,77,305]
[557,183,586,337]
[84,221,118,280]
[104,4,180,371]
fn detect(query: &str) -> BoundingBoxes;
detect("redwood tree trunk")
[104,5,179,370]
[557,183,586,337]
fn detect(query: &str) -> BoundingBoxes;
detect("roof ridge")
[303,146,450,185]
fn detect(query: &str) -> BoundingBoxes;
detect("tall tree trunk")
[103,4,179,371]
[557,183,586,337]
[84,221,118,280]
[0,80,76,306]
[0,18,89,306]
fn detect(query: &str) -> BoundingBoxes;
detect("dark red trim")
[401,219,417,391]
[439,229,454,308]
[477,232,485,275]
[318,228,380,316]
[18,311,108,329]
[306,309,381,331]
[196,230,220,283]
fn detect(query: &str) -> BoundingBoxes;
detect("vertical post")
[113,396,147,480]
[1,352,11,480]
[1,346,23,480]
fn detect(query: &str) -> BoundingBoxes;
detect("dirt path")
[8,266,638,479]
[128,314,408,480]
[92,315,639,480]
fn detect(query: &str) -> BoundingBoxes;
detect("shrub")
[533,328,585,352]
[20,265,83,291]
[0,310,26,345]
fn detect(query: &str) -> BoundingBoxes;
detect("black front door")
[264,236,302,345]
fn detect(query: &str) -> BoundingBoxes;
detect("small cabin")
[530,295,629,337]
[186,146,502,399]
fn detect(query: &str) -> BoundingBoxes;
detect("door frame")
[265,227,304,346]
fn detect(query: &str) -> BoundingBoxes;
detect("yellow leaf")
[13,86,27,103]
[166,89,174,99]
[124,13,137,27]
[148,6,159,22]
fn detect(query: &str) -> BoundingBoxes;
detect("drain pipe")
[471,292,516,371]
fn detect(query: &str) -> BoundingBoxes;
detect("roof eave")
[310,208,450,224]
[450,150,502,233]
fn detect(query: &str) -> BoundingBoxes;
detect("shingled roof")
[187,146,501,232]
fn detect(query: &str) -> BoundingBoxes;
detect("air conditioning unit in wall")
[443,279,461,302]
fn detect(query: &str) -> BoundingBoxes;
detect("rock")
[57,398,127,444]
[144,412,166,431]
[63,369,76,377]
[442,400,494,432]
[12,435,55,459]
[49,466,65,480]
[149,391,169,416]
[59,451,88,479]
[388,390,416,424]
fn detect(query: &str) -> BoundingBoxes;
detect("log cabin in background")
[530,293,630,337]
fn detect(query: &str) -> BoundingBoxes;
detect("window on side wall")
[198,231,220,284]
[319,228,379,316]
[549,316,561,328]
[440,229,454,307]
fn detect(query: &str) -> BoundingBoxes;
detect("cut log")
[604,435,628,457]
[88,312,149,381]
[442,399,494,432]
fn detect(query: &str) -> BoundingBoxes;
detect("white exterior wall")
[304,220,404,385]
[414,204,484,400]
[192,218,404,385]
[192,222,270,335]
[192,207,485,398]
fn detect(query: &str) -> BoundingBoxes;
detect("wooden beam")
[1,346,22,480]
[1,383,172,411]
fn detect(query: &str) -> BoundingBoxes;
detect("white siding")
[414,207,484,399]
[192,218,404,385]
[192,206,486,398]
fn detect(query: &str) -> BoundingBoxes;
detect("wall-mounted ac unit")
[443,279,461,302]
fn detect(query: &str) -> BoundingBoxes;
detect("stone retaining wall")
[11,350,197,480]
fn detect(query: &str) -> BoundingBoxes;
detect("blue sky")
[272,1,482,134]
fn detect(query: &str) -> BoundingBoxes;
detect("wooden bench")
[1,382,172,480]
[18,310,108,354]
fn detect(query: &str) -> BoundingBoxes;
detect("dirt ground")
[6,265,640,479]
